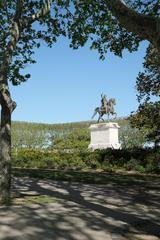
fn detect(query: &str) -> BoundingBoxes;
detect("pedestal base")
[88,122,121,150]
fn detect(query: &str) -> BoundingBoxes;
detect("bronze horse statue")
[92,97,117,122]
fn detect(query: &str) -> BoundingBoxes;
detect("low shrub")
[135,165,145,173]
[124,158,145,173]
[145,152,160,173]
[12,148,160,173]
[125,158,138,171]
[83,151,102,169]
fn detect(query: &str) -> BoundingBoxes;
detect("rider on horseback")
[92,94,117,122]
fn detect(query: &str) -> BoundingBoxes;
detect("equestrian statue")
[92,94,117,122]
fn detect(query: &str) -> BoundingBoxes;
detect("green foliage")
[130,102,160,146]
[11,120,92,150]
[145,152,160,173]
[12,148,160,174]
[125,158,145,173]
[12,122,49,149]
[119,123,145,149]
[12,148,87,170]
[82,151,102,169]
[130,45,160,147]
[68,1,139,59]
[51,128,90,150]
[67,0,160,59]
[136,45,160,102]
[0,1,70,85]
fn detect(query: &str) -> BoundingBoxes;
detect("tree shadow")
[0,176,159,240]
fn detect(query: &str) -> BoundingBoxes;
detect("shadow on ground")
[0,175,160,240]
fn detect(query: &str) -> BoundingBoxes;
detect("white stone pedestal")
[88,122,121,150]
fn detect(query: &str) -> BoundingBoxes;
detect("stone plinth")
[88,122,121,150]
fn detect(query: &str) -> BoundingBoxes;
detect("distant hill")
[11,118,145,149]
[12,117,129,131]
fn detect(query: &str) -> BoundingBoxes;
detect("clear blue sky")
[11,38,148,124]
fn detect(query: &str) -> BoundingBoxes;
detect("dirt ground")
[0,176,160,240]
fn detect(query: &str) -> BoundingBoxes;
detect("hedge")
[12,148,160,173]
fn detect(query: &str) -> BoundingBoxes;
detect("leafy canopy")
[130,44,160,145]
[67,0,160,59]
[1,0,160,86]
[0,0,71,85]
[136,45,160,102]
[130,102,160,145]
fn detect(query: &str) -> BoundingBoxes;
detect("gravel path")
[0,177,160,240]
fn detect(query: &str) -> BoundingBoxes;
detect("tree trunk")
[0,105,11,204]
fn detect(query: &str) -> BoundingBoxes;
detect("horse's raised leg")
[92,108,98,119]
[98,116,101,123]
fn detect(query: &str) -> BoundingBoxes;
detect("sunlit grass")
[12,194,57,205]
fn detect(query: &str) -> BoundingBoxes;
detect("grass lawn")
[12,194,57,205]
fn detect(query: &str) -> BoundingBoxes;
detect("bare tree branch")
[3,0,24,66]
[3,0,10,22]
[22,0,53,27]
[14,0,24,22]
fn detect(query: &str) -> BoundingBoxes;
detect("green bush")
[145,152,160,173]
[101,162,114,172]
[82,151,102,169]
[125,158,139,171]
[124,158,145,173]
[12,149,87,170]
[12,148,160,174]
[135,165,145,173]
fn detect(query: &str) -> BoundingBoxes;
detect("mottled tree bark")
[0,89,16,204]
[0,105,12,204]
[0,81,16,205]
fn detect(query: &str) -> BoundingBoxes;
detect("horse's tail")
[91,107,99,119]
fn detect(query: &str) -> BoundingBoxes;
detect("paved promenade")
[0,176,160,240]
